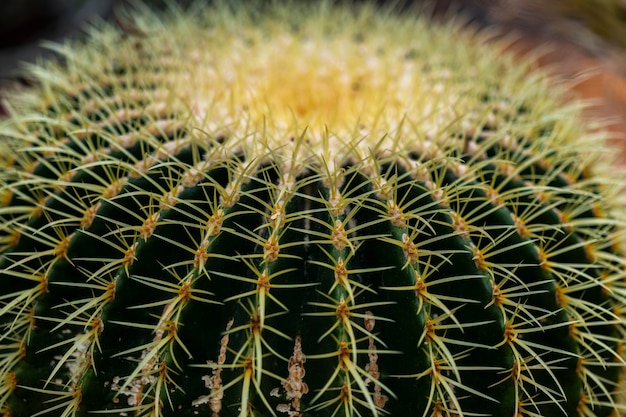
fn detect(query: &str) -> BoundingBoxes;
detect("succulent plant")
[1,1,625,416]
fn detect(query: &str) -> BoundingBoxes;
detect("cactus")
[0,1,625,416]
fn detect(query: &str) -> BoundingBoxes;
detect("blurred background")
[0,0,115,78]
[437,0,626,163]
[2,0,626,158]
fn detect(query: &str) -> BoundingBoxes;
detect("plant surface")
[0,1,625,416]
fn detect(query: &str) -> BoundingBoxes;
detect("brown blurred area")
[433,0,626,164]
[2,0,626,162]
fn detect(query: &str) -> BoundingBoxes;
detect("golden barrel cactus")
[0,1,625,416]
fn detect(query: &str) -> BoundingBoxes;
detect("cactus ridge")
[0,1,625,416]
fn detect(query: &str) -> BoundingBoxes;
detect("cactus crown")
[0,1,625,417]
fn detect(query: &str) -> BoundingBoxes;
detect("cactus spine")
[0,1,625,416]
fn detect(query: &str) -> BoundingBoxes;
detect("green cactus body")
[0,1,625,416]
